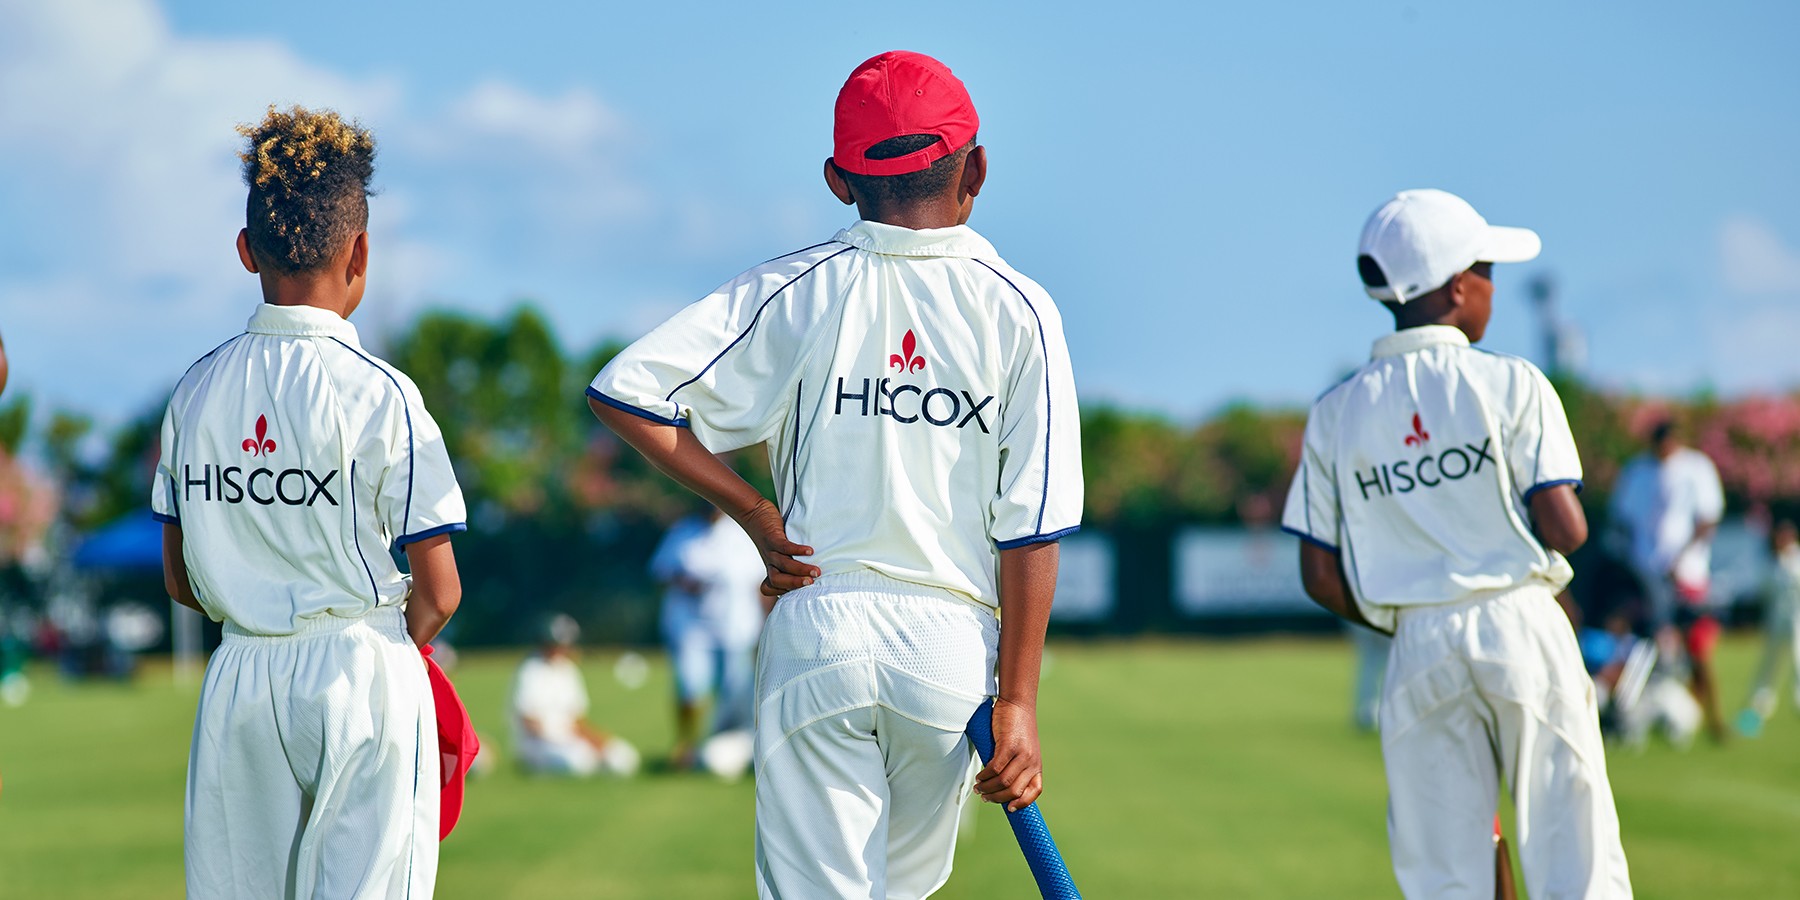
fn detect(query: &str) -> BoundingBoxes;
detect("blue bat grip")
[966,698,1081,899]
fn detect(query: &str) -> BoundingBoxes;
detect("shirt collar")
[1370,324,1470,359]
[833,220,998,259]
[246,303,360,343]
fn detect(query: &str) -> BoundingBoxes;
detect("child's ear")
[346,232,369,282]
[1446,271,1470,309]
[236,229,259,274]
[823,159,856,206]
[959,145,987,201]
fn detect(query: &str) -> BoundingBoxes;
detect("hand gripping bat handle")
[966,698,1081,899]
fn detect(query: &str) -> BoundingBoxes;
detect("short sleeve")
[1510,366,1584,503]
[379,385,468,547]
[989,293,1083,549]
[150,402,180,525]
[1281,407,1342,552]
[588,260,832,454]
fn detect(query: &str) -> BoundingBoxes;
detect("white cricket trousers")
[1381,585,1632,900]
[753,572,996,900]
[186,607,438,900]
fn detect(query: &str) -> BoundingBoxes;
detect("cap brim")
[1477,225,1541,263]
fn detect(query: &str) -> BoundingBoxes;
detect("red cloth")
[422,644,479,840]
[1683,615,1722,662]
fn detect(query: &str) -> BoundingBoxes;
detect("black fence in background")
[24,518,1777,656]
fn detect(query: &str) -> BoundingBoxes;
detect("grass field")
[2,635,1797,898]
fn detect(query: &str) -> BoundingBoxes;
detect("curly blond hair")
[238,105,376,273]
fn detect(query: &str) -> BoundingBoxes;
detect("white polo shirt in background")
[1610,447,1724,591]
[152,303,467,635]
[590,219,1084,608]
[1281,324,1582,631]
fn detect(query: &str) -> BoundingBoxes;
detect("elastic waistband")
[223,605,408,643]
[791,569,989,612]
[1392,581,1556,622]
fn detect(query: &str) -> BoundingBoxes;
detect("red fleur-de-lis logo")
[888,329,927,375]
[1403,413,1430,447]
[242,414,277,456]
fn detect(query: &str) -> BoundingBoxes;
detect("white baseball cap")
[1357,189,1541,304]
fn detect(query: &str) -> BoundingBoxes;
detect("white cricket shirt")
[1609,448,1724,589]
[590,220,1083,609]
[1281,325,1582,630]
[152,304,467,636]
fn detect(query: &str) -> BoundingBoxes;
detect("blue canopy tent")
[72,513,163,573]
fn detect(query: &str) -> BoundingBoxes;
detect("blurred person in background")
[1737,519,1800,737]
[650,506,767,769]
[510,613,639,777]
[1609,419,1727,742]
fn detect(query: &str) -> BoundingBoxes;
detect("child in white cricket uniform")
[1282,189,1631,899]
[156,107,465,899]
[588,52,1080,899]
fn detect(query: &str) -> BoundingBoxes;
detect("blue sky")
[2,0,1797,425]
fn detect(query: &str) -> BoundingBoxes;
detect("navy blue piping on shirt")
[1523,478,1584,504]
[995,525,1081,550]
[758,239,845,267]
[327,338,416,533]
[1280,524,1340,554]
[151,512,179,525]
[349,461,380,600]
[663,246,856,404]
[973,260,1056,536]
[395,522,469,548]
[586,386,689,428]
[782,379,803,519]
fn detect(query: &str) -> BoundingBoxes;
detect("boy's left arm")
[977,540,1058,812]
[1297,542,1382,631]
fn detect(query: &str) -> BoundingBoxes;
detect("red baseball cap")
[422,644,479,841]
[832,51,979,177]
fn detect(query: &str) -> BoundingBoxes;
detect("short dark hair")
[1649,418,1676,445]
[839,134,973,206]
[238,105,376,274]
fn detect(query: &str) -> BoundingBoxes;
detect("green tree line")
[6,303,1800,641]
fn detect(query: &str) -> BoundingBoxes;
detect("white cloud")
[1720,215,1800,295]
[450,81,626,158]
[1694,215,1800,392]
[0,0,660,419]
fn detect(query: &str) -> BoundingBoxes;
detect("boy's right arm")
[590,398,818,596]
[161,525,203,613]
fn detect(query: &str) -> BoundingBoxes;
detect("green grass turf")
[1,636,1796,898]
